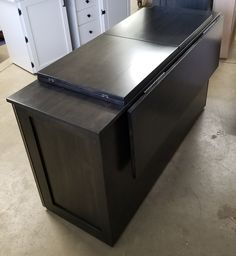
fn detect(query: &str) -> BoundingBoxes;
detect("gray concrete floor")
[1,31,236,256]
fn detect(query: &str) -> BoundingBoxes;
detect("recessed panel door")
[19,0,72,72]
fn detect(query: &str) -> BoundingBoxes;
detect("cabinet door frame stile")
[18,0,72,72]
[17,1,37,72]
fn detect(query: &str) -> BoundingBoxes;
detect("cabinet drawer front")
[78,5,99,25]
[79,20,101,45]
[76,0,97,11]
[128,17,223,178]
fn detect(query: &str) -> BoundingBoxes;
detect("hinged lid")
[38,6,215,106]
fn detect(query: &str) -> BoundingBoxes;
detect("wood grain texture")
[38,34,176,105]
[106,6,213,46]
[7,81,121,134]
[14,106,113,244]
[38,6,216,105]
[128,15,223,178]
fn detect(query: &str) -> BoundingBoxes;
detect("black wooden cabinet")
[7,7,223,245]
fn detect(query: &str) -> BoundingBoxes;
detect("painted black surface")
[13,106,112,244]
[152,0,213,10]
[106,6,213,47]
[38,35,176,106]
[38,6,216,105]
[7,81,122,134]
[128,16,223,178]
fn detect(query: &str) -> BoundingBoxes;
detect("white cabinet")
[213,0,236,58]
[0,0,72,73]
[79,19,101,44]
[67,0,130,48]
[102,0,130,30]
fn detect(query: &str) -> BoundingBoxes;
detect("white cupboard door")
[18,0,72,72]
[0,1,32,72]
[102,0,130,30]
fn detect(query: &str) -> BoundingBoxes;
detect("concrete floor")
[0,45,9,63]
[1,30,236,256]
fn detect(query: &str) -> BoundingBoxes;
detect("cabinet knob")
[89,30,93,34]
[87,14,91,18]
[85,0,89,3]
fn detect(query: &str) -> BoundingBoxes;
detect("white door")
[102,0,130,30]
[0,1,32,72]
[18,0,72,72]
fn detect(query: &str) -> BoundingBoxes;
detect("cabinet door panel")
[0,1,32,72]
[102,0,130,30]
[19,0,72,71]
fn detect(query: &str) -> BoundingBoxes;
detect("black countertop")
[7,81,121,134]
[38,35,176,105]
[106,6,213,47]
[38,6,216,106]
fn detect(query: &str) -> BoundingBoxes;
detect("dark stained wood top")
[7,81,122,134]
[152,0,213,10]
[106,6,213,47]
[7,7,219,134]
[38,35,176,105]
[38,6,214,105]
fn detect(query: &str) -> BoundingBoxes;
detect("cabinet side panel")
[66,0,81,49]
[13,106,112,243]
[30,114,102,228]
[12,105,46,206]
